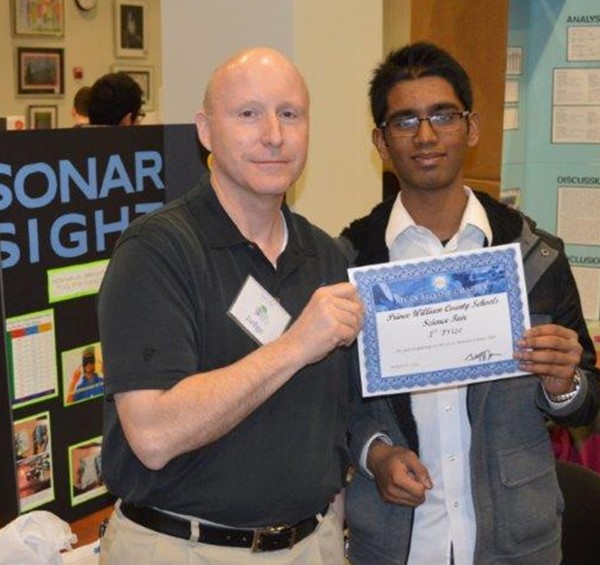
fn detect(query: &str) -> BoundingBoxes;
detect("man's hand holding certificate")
[349,243,531,397]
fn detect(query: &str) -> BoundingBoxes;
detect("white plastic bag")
[0,511,77,565]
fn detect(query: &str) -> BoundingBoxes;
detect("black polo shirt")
[99,174,354,526]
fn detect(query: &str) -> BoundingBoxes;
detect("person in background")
[97,47,362,565]
[87,72,144,126]
[71,86,91,127]
[341,42,600,565]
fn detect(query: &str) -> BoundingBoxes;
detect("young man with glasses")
[341,42,600,565]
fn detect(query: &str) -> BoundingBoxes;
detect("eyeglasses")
[136,111,146,123]
[380,110,470,138]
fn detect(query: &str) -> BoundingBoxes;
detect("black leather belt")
[119,502,327,552]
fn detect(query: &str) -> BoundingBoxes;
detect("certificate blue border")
[353,246,527,394]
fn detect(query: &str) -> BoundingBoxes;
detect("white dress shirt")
[388,188,491,565]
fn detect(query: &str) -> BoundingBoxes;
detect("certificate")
[349,244,530,397]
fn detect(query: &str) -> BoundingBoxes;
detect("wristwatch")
[548,370,581,403]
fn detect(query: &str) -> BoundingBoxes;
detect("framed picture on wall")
[17,47,65,95]
[115,0,147,58]
[28,105,58,129]
[12,0,65,37]
[111,64,154,110]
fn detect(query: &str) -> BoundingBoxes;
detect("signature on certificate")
[464,349,502,362]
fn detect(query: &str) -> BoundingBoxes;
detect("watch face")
[76,0,97,10]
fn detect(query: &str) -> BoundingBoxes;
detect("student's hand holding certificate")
[515,323,583,398]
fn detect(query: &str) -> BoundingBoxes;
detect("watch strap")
[548,370,581,403]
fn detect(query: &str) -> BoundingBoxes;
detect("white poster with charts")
[6,309,58,408]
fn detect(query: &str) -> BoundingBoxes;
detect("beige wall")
[0,0,162,128]
[160,0,384,237]
[290,0,383,235]
[381,0,411,180]
[384,0,411,53]
[160,0,294,125]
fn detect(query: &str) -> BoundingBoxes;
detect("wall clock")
[75,0,98,11]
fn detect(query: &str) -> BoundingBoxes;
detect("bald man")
[98,47,362,565]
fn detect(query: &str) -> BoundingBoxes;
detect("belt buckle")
[251,524,297,552]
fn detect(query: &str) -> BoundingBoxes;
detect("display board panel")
[0,124,205,525]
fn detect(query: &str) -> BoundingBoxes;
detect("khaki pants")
[99,504,345,565]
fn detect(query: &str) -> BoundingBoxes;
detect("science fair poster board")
[502,1,600,342]
[0,124,205,525]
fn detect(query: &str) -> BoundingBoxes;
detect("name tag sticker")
[228,276,291,345]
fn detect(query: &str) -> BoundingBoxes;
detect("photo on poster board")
[14,411,55,512]
[17,47,65,95]
[28,105,58,129]
[61,342,104,407]
[115,0,147,58]
[68,436,106,506]
[111,64,153,110]
[12,0,65,37]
